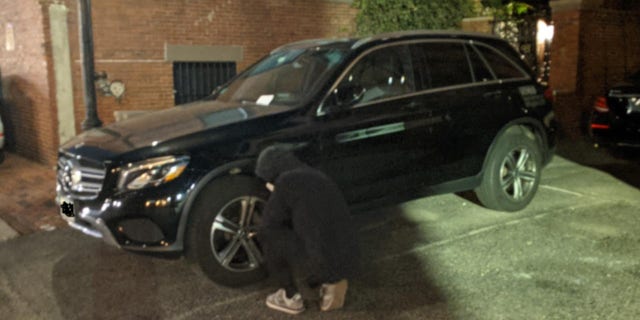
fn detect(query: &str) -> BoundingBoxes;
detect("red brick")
[1,0,357,165]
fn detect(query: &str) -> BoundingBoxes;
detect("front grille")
[57,154,106,200]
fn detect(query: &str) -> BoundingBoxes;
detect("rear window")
[474,45,527,80]
[466,44,495,82]
[414,42,473,89]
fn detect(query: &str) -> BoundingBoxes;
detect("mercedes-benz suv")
[56,31,556,286]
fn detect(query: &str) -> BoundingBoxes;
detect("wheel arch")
[479,118,549,177]
[174,158,258,253]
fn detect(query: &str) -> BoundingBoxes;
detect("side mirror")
[324,83,365,114]
[209,85,224,99]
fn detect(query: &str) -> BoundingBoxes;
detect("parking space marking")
[540,184,584,197]
[374,201,605,263]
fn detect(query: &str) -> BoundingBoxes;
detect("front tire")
[475,126,542,212]
[186,175,269,287]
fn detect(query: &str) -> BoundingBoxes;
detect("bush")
[354,0,475,35]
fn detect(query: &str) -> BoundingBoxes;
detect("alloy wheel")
[499,147,538,201]
[210,196,265,272]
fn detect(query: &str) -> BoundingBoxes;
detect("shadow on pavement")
[350,206,451,317]
[556,136,640,189]
[50,236,266,320]
[52,243,163,319]
[47,208,452,319]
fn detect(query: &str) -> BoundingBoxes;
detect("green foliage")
[504,1,533,16]
[481,1,533,18]
[480,0,504,8]
[353,0,475,36]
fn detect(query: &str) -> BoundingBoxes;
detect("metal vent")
[173,61,237,105]
[57,154,106,200]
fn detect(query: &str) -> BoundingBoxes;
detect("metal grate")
[173,62,236,105]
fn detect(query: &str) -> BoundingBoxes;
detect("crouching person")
[255,145,359,315]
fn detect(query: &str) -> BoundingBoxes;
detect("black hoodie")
[255,145,359,281]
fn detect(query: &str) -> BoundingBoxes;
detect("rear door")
[407,41,532,182]
[406,40,504,183]
[471,41,540,148]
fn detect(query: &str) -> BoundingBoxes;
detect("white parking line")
[540,184,584,197]
[374,200,604,263]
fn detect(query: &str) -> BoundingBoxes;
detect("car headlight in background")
[118,156,190,190]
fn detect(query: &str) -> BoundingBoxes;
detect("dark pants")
[260,225,340,299]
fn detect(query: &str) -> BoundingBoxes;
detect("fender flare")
[479,118,549,178]
[174,158,257,252]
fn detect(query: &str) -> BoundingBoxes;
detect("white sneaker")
[320,279,348,311]
[265,289,305,315]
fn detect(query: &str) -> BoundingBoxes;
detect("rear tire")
[186,175,269,287]
[475,126,542,212]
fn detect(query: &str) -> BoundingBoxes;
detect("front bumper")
[56,184,189,252]
[55,198,121,248]
[590,122,640,148]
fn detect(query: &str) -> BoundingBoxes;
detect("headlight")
[117,156,189,191]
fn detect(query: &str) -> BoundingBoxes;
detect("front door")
[314,45,433,203]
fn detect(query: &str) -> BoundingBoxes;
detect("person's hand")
[266,182,275,192]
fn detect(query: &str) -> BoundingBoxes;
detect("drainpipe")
[78,0,102,130]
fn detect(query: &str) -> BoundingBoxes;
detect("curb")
[0,217,19,242]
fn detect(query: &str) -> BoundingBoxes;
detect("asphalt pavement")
[1,150,639,319]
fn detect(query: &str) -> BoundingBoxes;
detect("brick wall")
[58,0,357,131]
[2,0,356,165]
[549,3,640,138]
[0,0,58,165]
[548,8,582,138]
[578,9,640,107]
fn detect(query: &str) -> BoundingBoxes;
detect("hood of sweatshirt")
[255,145,305,182]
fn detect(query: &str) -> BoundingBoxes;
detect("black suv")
[56,31,555,286]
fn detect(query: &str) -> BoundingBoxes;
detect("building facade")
[550,0,640,138]
[0,0,356,165]
[464,0,640,139]
[1,0,638,165]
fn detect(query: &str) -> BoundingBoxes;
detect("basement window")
[173,62,236,105]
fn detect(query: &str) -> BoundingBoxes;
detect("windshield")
[216,46,348,106]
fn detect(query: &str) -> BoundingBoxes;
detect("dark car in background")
[589,70,640,149]
[56,30,556,287]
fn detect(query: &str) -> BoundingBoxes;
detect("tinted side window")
[415,42,472,89]
[475,45,527,80]
[338,45,415,105]
[465,44,495,82]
